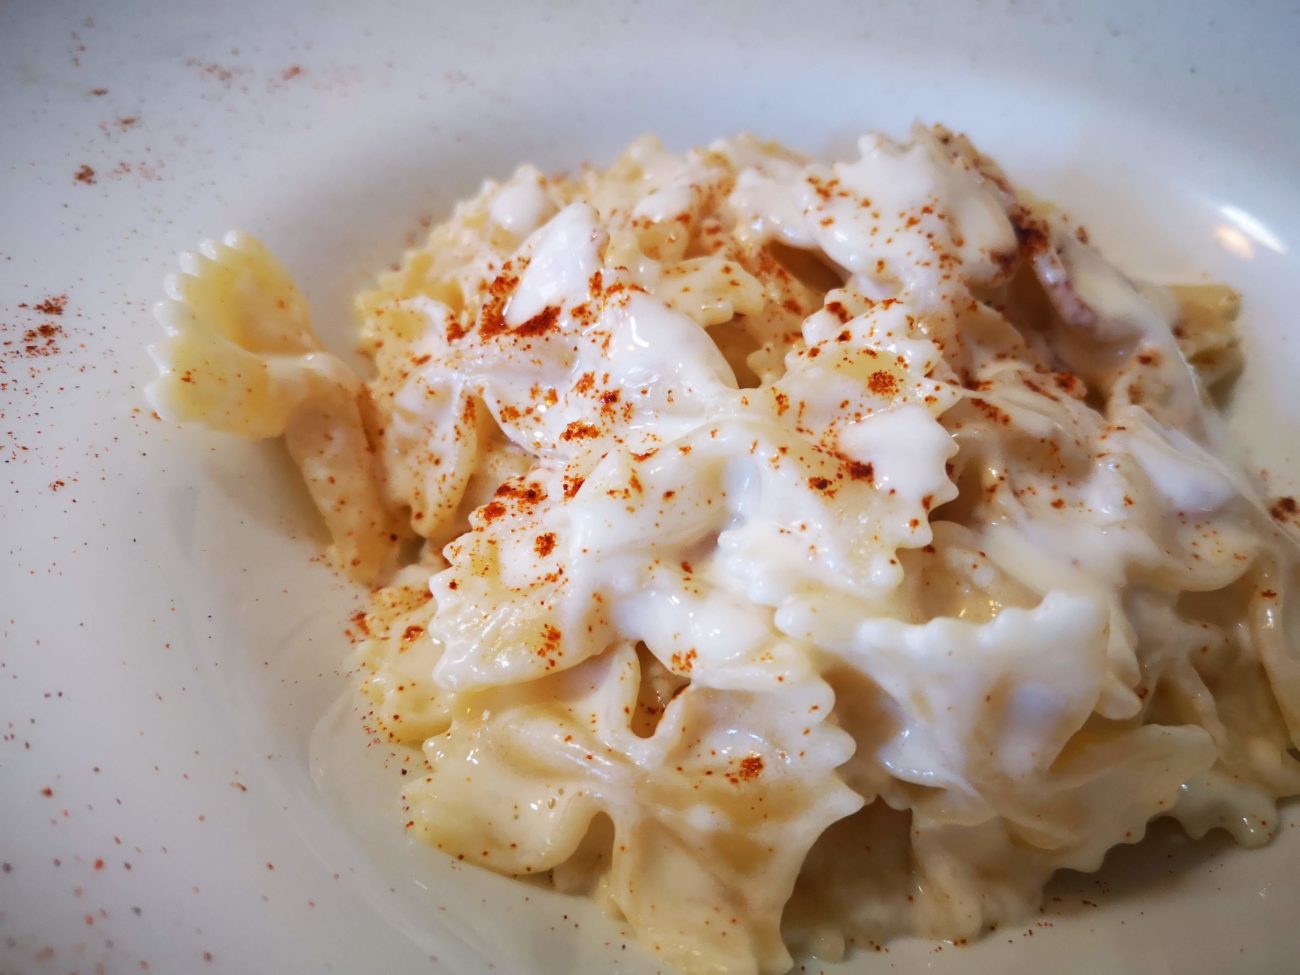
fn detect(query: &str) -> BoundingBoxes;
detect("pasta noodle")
[148,124,1300,975]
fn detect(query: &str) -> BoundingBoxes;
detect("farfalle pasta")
[148,124,1300,975]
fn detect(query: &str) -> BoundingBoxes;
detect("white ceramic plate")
[3,2,1298,973]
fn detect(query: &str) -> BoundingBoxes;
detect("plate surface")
[2,2,1298,973]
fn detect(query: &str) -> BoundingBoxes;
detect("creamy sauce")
[150,125,1300,975]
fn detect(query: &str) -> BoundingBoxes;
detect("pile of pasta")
[149,125,1300,975]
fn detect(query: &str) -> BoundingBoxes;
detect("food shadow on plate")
[1040,813,1284,919]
